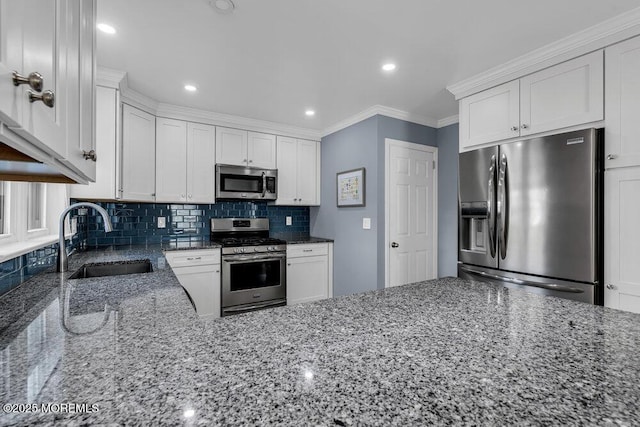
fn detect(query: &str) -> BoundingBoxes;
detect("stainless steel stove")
[211,218,287,316]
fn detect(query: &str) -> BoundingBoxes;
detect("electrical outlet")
[286,216,292,226]
[157,216,166,228]
[363,218,371,230]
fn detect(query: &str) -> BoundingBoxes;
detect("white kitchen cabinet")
[287,243,333,305]
[459,51,603,152]
[156,118,215,203]
[0,0,97,183]
[165,249,221,319]
[605,35,640,169]
[71,86,119,200]
[121,104,156,201]
[604,167,640,314]
[216,126,276,168]
[275,136,320,205]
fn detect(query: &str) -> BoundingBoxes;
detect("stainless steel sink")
[69,259,153,279]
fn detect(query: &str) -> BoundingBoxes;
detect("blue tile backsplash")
[77,201,310,247]
[0,245,58,297]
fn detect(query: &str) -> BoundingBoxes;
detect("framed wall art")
[336,167,365,207]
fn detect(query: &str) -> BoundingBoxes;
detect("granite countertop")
[1,246,640,425]
[270,233,334,244]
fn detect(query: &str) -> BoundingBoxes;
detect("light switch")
[363,218,371,229]
[286,216,292,226]
[157,216,166,228]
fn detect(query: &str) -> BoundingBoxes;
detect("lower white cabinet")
[605,167,640,314]
[287,243,333,305]
[165,249,221,319]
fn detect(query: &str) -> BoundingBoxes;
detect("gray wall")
[436,123,459,277]
[311,115,438,296]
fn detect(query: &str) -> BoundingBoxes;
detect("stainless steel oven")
[216,164,277,200]
[221,251,286,316]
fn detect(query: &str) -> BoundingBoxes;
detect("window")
[27,183,46,231]
[0,181,7,235]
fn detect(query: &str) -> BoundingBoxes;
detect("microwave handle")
[261,172,266,198]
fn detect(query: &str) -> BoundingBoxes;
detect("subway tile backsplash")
[77,201,310,247]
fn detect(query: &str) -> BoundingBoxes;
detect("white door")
[386,139,437,287]
[187,122,215,203]
[605,167,640,313]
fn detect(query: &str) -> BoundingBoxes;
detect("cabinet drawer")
[287,243,328,258]
[165,249,221,268]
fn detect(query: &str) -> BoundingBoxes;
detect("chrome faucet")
[58,202,113,273]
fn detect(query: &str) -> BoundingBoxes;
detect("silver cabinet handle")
[607,154,618,160]
[391,242,399,248]
[28,90,55,108]
[510,126,518,132]
[82,150,97,161]
[521,124,529,129]
[302,249,313,252]
[13,71,43,92]
[606,284,615,290]
[186,257,202,261]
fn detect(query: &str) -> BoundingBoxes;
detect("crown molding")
[437,115,459,128]
[96,67,126,88]
[447,7,640,100]
[322,105,439,137]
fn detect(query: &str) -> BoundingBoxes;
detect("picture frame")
[336,167,366,207]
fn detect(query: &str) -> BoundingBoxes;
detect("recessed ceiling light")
[382,63,397,72]
[305,109,315,117]
[184,85,197,92]
[97,23,116,34]
[210,0,235,14]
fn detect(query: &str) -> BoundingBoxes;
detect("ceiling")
[97,0,640,133]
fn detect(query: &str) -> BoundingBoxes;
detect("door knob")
[606,284,615,290]
[607,154,618,160]
[391,242,399,248]
[12,71,43,92]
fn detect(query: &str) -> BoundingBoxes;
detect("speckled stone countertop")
[271,233,334,244]
[1,247,639,426]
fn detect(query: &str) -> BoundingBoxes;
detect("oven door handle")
[223,253,286,262]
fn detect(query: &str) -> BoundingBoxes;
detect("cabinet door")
[296,139,320,205]
[605,36,640,169]
[59,0,96,181]
[459,80,519,151]
[215,126,247,166]
[187,122,215,203]
[605,167,640,314]
[121,104,155,201]
[71,86,118,200]
[155,118,187,202]
[0,0,24,127]
[275,136,297,205]
[521,51,603,137]
[17,0,67,157]
[172,265,221,319]
[287,255,328,305]
[248,131,276,169]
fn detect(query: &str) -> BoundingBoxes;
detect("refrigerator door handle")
[498,153,509,259]
[487,154,497,258]
[459,266,584,294]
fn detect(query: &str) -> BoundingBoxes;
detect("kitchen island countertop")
[1,245,639,425]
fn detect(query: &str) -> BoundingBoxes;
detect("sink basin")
[69,259,153,279]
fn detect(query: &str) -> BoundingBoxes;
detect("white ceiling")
[97,0,640,132]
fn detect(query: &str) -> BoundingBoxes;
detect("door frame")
[384,138,438,288]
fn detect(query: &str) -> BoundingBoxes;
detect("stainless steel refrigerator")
[457,128,603,304]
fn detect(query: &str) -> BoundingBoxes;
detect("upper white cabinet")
[156,118,215,203]
[216,127,276,169]
[275,136,320,205]
[605,35,640,169]
[0,0,97,182]
[71,85,119,200]
[121,104,155,201]
[459,51,604,152]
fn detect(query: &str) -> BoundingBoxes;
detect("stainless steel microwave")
[215,164,277,200]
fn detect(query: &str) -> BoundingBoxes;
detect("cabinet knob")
[181,194,185,198]
[287,263,291,266]
[243,158,247,163]
[607,154,618,160]
[520,124,529,130]
[391,242,399,248]
[249,159,253,163]
[188,194,192,199]
[510,126,518,132]
[28,90,55,108]
[13,71,43,92]
[215,270,220,273]
[82,150,97,161]
[606,284,615,290]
